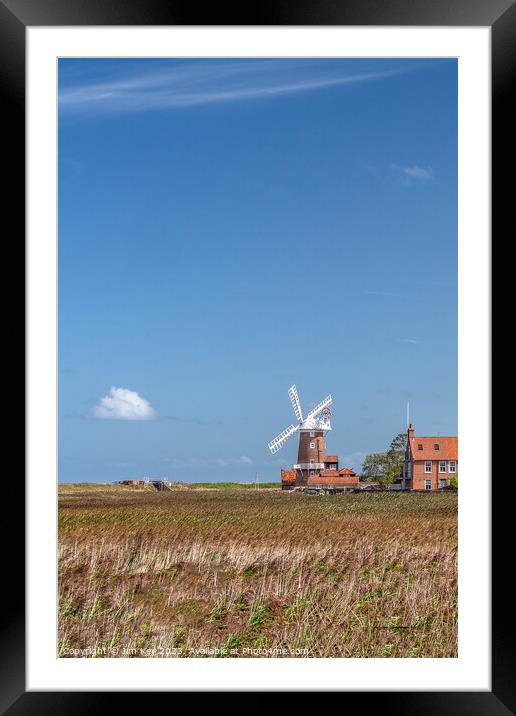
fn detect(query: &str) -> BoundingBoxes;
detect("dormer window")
[434,444,440,450]
[417,444,423,450]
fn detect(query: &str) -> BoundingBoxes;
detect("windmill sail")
[305,395,332,422]
[268,424,298,454]
[288,385,303,423]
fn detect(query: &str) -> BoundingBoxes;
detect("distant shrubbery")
[187,482,280,490]
[361,432,407,486]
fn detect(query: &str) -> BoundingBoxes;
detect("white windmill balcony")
[293,463,325,470]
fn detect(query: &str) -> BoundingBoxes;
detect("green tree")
[389,432,407,455]
[386,432,407,481]
[361,431,407,487]
[449,474,458,490]
[361,453,388,482]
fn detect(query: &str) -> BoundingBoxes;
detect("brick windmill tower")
[268,385,333,486]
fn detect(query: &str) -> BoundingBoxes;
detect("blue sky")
[58,58,457,483]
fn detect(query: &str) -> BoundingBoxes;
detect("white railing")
[292,463,325,470]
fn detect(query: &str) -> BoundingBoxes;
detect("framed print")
[4,0,511,708]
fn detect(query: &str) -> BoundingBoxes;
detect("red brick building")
[281,457,358,490]
[402,424,458,490]
[280,469,297,488]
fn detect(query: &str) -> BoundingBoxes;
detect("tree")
[449,474,458,490]
[386,432,407,481]
[389,432,407,455]
[361,431,407,487]
[361,453,389,482]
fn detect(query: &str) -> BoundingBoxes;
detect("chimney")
[408,423,414,440]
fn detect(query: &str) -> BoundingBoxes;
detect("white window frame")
[449,460,457,473]
[309,431,315,437]
[424,461,432,473]
[309,442,315,449]
[439,479,447,488]
[309,470,315,477]
[439,460,446,473]
[424,479,432,490]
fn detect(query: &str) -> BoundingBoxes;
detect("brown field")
[58,487,458,658]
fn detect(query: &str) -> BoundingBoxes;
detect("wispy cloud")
[402,165,433,180]
[162,455,253,468]
[363,162,434,185]
[342,451,368,471]
[391,163,434,182]
[215,455,253,466]
[59,60,404,116]
[92,386,156,420]
[398,338,419,344]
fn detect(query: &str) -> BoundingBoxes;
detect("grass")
[59,481,281,493]
[58,488,457,658]
[187,482,280,490]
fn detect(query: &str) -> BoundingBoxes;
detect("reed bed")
[58,489,457,658]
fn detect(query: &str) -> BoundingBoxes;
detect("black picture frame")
[5,0,509,709]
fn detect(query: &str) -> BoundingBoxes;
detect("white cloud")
[391,163,433,181]
[398,338,419,344]
[402,165,433,180]
[162,455,252,468]
[92,386,156,420]
[342,452,368,471]
[59,61,405,117]
[214,455,253,466]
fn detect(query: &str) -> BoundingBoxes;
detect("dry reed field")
[58,487,457,658]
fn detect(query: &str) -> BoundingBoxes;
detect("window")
[329,465,336,470]
[310,431,315,437]
[309,442,315,449]
[424,461,432,473]
[439,479,447,488]
[434,443,440,450]
[309,470,315,476]
[417,444,423,450]
[449,461,456,473]
[425,479,432,491]
[439,460,446,473]
[407,461,412,477]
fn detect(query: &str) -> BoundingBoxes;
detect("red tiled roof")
[338,467,357,476]
[409,436,458,461]
[281,469,296,484]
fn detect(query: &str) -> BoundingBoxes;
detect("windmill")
[268,385,333,485]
